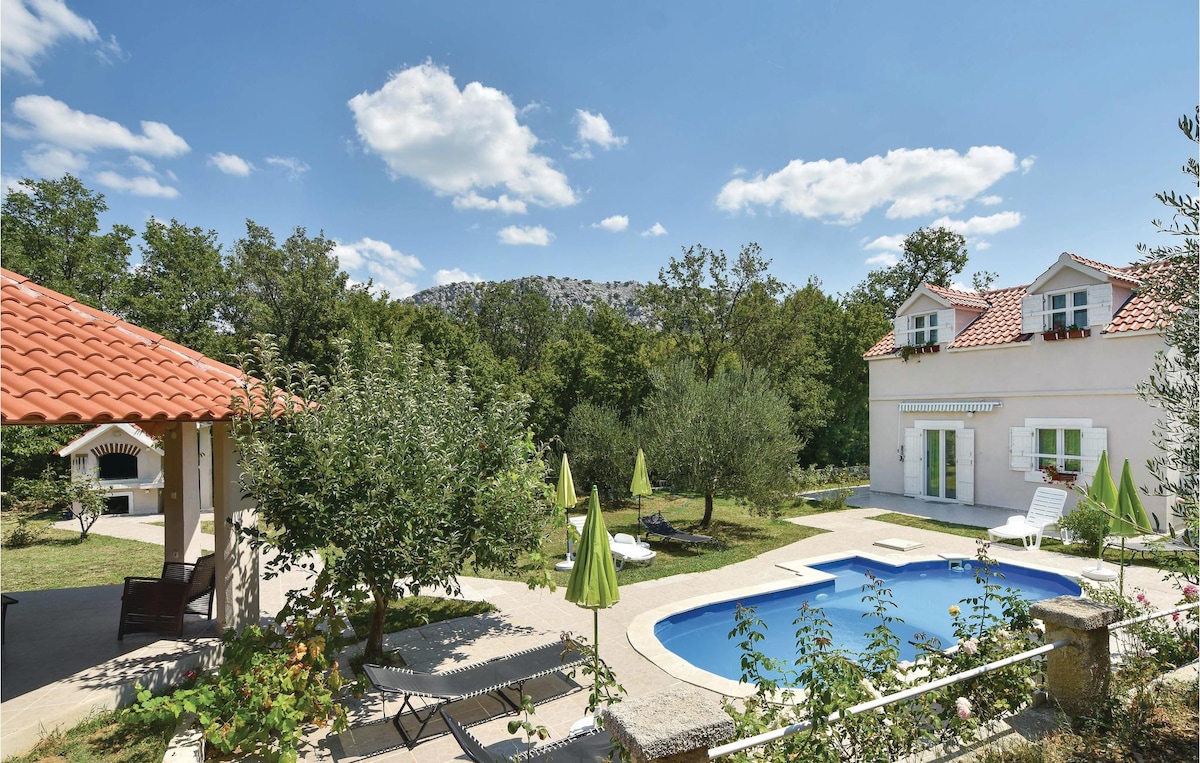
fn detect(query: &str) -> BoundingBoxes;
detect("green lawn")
[146,519,217,534]
[868,512,1170,569]
[469,492,829,586]
[1,526,164,592]
[2,708,175,763]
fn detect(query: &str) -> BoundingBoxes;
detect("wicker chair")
[118,553,216,639]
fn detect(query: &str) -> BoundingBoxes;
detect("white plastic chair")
[987,487,1068,550]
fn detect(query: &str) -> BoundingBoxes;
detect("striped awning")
[898,401,1002,413]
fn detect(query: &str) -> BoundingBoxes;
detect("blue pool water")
[654,556,1080,683]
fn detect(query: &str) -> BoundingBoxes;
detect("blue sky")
[2,1,1195,299]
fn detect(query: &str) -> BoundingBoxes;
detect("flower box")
[1041,328,1091,341]
[897,343,940,362]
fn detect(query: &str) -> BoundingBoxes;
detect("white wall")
[868,330,1174,530]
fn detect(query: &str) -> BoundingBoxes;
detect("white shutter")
[956,429,975,505]
[1010,426,1035,471]
[936,309,954,344]
[1086,284,1113,328]
[893,316,909,347]
[903,428,923,496]
[1079,427,1108,478]
[1020,295,1044,334]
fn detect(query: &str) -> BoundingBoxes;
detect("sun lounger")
[640,512,720,550]
[567,516,656,570]
[1104,534,1196,560]
[441,709,616,762]
[987,487,1067,550]
[362,641,585,748]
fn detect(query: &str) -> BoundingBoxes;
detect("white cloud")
[1020,156,1036,174]
[22,145,87,177]
[975,241,992,251]
[348,62,576,211]
[128,155,155,174]
[434,267,484,285]
[592,215,629,232]
[641,222,668,237]
[208,152,254,176]
[452,191,527,214]
[94,171,178,198]
[865,253,900,267]
[1,0,98,79]
[498,224,553,246]
[862,234,906,252]
[573,109,626,158]
[731,166,747,177]
[716,146,1021,224]
[265,155,309,180]
[978,195,1003,206]
[331,237,424,299]
[930,211,1022,236]
[10,95,189,157]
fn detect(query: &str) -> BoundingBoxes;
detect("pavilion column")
[162,421,202,563]
[211,421,260,633]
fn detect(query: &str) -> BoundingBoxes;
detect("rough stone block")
[1030,595,1121,631]
[600,685,734,762]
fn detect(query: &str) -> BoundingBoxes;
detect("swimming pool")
[651,554,1080,685]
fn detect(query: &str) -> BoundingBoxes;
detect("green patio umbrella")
[565,485,620,710]
[1084,450,1121,576]
[555,453,580,570]
[630,448,653,540]
[1112,458,1153,594]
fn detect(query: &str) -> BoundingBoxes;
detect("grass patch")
[868,512,1171,569]
[145,519,217,534]
[347,595,496,641]
[469,492,827,586]
[2,707,175,763]
[1,524,164,592]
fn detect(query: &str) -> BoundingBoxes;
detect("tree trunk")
[366,587,389,661]
[701,487,715,528]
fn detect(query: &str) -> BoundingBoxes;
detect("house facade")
[865,253,1174,531]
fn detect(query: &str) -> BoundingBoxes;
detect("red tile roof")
[2,268,246,426]
[924,283,991,310]
[864,255,1170,359]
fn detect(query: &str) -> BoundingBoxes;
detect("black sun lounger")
[442,709,616,763]
[640,512,720,550]
[363,641,586,748]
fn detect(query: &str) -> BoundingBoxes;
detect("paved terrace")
[0,491,1186,761]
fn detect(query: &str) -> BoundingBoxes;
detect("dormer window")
[912,313,938,345]
[1049,290,1088,330]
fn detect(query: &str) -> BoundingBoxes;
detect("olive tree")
[638,361,799,528]
[232,340,553,660]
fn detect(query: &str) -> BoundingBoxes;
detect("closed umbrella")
[565,485,620,711]
[1084,450,1120,578]
[630,448,653,540]
[1112,458,1153,594]
[555,453,580,571]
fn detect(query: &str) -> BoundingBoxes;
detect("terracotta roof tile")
[1,268,247,426]
[864,255,1173,359]
[925,283,991,310]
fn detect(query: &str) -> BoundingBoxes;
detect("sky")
[1,1,1195,300]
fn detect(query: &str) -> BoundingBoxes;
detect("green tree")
[640,243,785,380]
[849,227,969,315]
[1137,109,1199,545]
[1,174,133,311]
[638,361,799,528]
[231,340,552,661]
[120,218,231,357]
[225,221,350,373]
[0,425,87,490]
[563,400,637,500]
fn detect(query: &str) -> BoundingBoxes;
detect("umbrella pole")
[592,609,600,711]
[1118,537,1126,596]
[637,496,642,542]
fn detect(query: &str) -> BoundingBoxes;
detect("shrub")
[1059,499,1111,555]
[129,579,356,763]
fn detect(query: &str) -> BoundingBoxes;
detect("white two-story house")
[864,253,1174,530]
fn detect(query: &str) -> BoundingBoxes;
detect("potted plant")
[1041,324,1091,341]
[1039,464,1076,485]
[897,341,940,362]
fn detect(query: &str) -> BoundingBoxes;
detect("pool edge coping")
[626,549,1082,698]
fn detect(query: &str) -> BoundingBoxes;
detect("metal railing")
[708,600,1200,760]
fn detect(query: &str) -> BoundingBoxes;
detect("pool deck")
[0,491,1189,761]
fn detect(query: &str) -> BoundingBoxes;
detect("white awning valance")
[898,401,1002,413]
